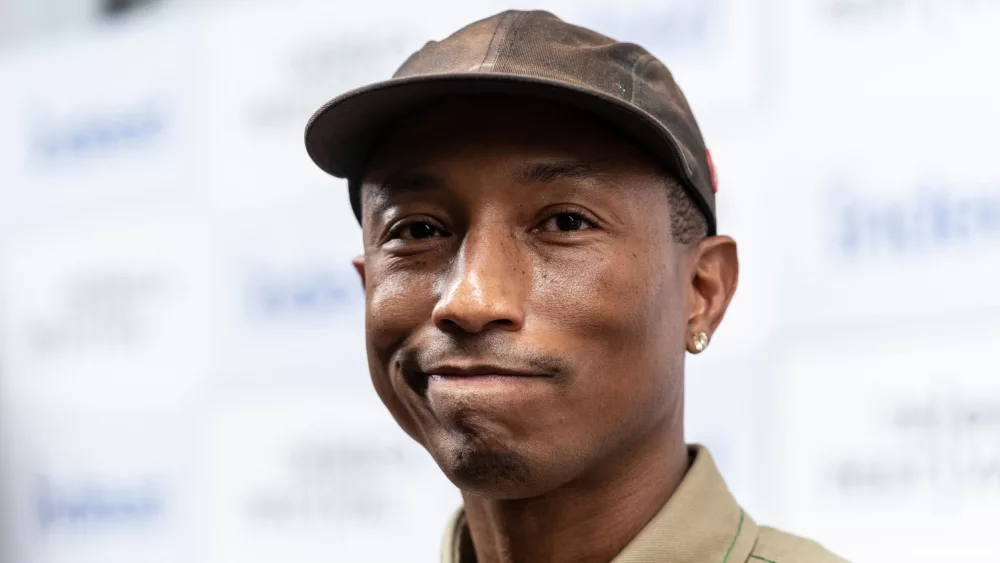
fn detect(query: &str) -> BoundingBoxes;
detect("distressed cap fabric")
[305,9,718,235]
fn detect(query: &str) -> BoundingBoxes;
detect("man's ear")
[352,255,366,292]
[686,236,739,352]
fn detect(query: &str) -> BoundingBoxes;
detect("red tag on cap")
[706,148,718,193]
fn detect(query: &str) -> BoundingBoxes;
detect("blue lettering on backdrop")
[30,103,165,165]
[248,268,362,317]
[582,0,716,53]
[35,477,163,530]
[827,0,1000,23]
[834,181,1000,258]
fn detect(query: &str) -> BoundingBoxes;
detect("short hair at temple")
[665,176,709,244]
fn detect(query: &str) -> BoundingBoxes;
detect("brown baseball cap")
[305,9,718,235]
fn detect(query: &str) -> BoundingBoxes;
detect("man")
[305,10,847,563]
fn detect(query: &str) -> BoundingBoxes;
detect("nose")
[431,229,527,334]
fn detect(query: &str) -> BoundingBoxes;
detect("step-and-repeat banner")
[1,1,999,561]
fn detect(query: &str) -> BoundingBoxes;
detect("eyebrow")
[513,159,606,185]
[379,169,442,194]
[368,158,608,208]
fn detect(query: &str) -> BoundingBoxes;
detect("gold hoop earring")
[692,331,709,353]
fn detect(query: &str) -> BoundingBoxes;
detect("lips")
[404,362,551,395]
[425,364,549,379]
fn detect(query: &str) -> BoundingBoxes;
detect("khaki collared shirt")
[442,445,847,563]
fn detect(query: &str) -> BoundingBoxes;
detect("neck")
[460,421,688,563]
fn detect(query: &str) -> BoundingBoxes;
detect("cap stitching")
[633,54,693,179]
[629,52,654,105]
[479,11,520,72]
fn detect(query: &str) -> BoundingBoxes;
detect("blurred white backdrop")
[1,0,999,561]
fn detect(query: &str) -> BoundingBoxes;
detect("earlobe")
[352,256,366,292]
[686,236,739,351]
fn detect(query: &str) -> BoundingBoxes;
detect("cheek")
[537,247,676,342]
[364,267,440,441]
[534,245,683,402]
[366,268,438,356]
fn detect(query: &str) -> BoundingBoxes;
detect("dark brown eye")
[387,217,449,244]
[540,212,592,233]
[405,222,438,239]
[555,213,584,231]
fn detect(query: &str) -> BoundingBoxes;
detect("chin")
[433,438,550,500]
[447,451,538,499]
[413,397,577,498]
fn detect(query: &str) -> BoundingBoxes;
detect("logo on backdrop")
[574,0,720,56]
[28,101,166,167]
[823,0,1000,26]
[245,441,412,525]
[35,476,164,531]
[832,179,1000,259]
[246,266,362,319]
[248,37,410,130]
[26,272,170,358]
[828,395,1000,497]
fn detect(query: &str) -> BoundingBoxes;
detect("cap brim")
[304,73,715,235]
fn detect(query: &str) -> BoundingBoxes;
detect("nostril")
[435,315,520,334]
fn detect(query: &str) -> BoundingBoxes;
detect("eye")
[539,212,594,233]
[389,219,447,241]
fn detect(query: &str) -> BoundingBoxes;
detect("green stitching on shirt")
[750,555,778,563]
[721,509,745,562]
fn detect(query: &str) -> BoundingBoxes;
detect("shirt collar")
[441,445,759,563]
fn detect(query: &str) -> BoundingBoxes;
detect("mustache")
[397,335,572,378]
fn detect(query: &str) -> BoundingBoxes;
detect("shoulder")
[748,526,850,563]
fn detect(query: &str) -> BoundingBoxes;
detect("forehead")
[362,95,662,183]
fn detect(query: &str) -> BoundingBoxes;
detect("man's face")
[355,97,718,499]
